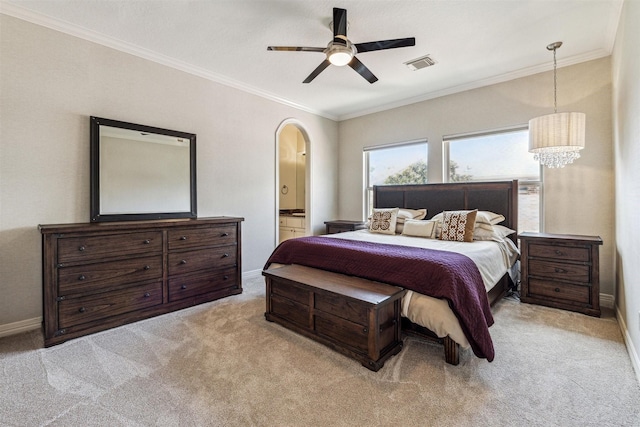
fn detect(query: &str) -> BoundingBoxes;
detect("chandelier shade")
[528,41,586,168]
[529,112,585,168]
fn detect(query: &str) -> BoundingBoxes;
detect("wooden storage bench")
[263,264,405,371]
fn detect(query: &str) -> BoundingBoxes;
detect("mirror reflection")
[90,117,197,222]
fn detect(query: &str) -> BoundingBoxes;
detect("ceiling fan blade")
[354,37,416,53]
[333,8,348,42]
[303,59,331,84]
[267,46,325,52]
[349,57,378,84]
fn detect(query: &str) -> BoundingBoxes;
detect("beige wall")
[338,57,615,298]
[612,0,640,378]
[0,15,338,328]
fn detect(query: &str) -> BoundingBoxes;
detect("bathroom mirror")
[90,116,197,222]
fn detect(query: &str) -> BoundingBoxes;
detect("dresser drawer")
[168,268,238,302]
[528,243,589,262]
[528,259,590,283]
[58,282,162,328]
[315,293,368,325]
[527,278,591,305]
[58,255,163,296]
[168,225,237,250]
[168,245,237,275]
[57,232,162,264]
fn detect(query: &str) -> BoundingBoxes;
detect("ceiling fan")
[267,7,415,84]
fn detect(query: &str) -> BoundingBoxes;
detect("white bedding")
[323,229,520,349]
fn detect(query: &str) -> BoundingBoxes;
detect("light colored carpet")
[1,276,639,427]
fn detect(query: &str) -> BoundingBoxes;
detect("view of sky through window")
[368,143,427,185]
[448,130,539,181]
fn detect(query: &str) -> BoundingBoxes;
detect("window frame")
[443,126,543,233]
[363,139,428,219]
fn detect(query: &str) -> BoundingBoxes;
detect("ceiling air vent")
[404,55,437,71]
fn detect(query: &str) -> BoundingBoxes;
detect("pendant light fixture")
[528,42,586,168]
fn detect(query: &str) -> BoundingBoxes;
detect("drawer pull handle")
[363,327,368,333]
[78,307,86,313]
[554,268,565,273]
[180,259,187,265]
[143,265,150,271]
[143,239,151,244]
[222,253,229,258]
[554,288,561,293]
[181,285,187,290]
[78,245,85,252]
[221,232,229,237]
[180,236,187,241]
[144,292,151,298]
[223,275,229,280]
[78,275,86,281]
[555,250,564,256]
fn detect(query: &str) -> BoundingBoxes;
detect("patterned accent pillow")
[369,208,399,235]
[440,210,478,242]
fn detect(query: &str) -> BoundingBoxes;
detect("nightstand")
[324,220,367,235]
[519,232,602,317]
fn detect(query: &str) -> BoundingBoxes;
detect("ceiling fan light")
[326,42,355,66]
[328,51,352,66]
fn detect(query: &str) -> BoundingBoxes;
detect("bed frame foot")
[443,336,460,365]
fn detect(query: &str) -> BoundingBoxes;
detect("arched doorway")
[275,120,311,246]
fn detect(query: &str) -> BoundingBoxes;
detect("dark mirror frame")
[90,116,197,222]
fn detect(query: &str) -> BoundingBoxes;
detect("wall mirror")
[90,116,197,222]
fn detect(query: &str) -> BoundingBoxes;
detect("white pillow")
[475,211,506,231]
[396,208,427,233]
[401,219,437,238]
[369,208,399,235]
[473,224,516,241]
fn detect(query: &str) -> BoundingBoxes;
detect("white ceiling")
[1,0,623,121]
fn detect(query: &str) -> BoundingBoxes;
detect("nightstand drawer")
[528,243,589,262]
[528,278,591,305]
[528,259,590,283]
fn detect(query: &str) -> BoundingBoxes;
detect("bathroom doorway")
[276,120,310,245]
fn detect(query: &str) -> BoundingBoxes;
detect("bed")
[265,180,519,365]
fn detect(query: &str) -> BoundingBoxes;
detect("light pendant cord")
[553,45,557,114]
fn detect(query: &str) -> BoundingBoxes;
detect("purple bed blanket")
[264,236,495,361]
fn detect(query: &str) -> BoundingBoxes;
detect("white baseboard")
[616,306,640,385]
[0,317,41,338]
[600,293,615,309]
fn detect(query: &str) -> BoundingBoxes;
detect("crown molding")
[0,3,338,121]
[337,48,612,121]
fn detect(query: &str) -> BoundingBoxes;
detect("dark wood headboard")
[373,180,518,242]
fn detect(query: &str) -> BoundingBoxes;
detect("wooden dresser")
[263,264,405,371]
[39,217,243,346]
[519,232,602,317]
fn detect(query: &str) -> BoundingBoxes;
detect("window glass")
[364,142,427,217]
[446,129,541,233]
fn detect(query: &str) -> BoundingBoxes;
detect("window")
[445,128,541,233]
[364,141,428,218]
